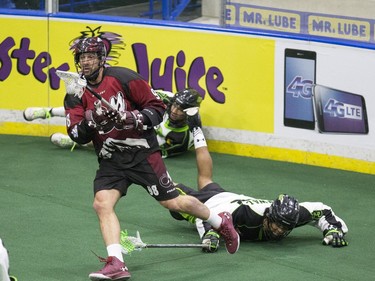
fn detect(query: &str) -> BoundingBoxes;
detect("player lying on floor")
[23,88,202,158]
[170,124,349,252]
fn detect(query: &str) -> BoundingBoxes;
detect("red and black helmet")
[73,37,107,65]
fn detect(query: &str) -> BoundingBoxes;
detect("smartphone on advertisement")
[284,48,316,130]
[312,85,369,134]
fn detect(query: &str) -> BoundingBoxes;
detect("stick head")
[120,230,146,255]
[56,70,87,98]
[183,107,199,116]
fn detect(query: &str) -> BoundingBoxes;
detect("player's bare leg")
[89,189,131,280]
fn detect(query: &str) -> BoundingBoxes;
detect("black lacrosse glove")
[322,225,348,248]
[105,110,145,133]
[201,229,220,253]
[155,90,172,106]
[186,113,202,132]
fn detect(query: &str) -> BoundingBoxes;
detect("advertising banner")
[0,14,373,174]
[0,18,275,133]
[224,2,375,46]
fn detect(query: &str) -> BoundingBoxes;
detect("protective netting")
[120,230,144,255]
[56,70,87,98]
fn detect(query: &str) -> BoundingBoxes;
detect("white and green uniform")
[155,114,193,158]
[154,90,194,158]
[174,183,348,241]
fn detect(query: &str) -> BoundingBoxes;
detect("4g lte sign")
[324,99,363,120]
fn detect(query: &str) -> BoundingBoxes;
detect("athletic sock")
[106,244,124,262]
[50,107,65,117]
[206,212,222,229]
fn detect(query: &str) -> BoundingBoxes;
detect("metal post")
[162,0,170,20]
[45,0,59,13]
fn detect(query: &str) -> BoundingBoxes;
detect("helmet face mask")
[263,218,290,240]
[73,37,107,68]
[167,88,203,124]
[263,194,300,240]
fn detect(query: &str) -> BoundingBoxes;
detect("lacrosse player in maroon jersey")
[169,126,349,253]
[23,88,202,158]
[63,37,239,281]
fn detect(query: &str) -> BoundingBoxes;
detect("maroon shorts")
[94,151,179,201]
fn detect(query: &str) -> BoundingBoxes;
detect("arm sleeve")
[299,202,348,234]
[127,79,166,127]
[64,94,95,145]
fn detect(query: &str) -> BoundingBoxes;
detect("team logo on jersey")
[160,172,174,189]
[71,124,79,139]
[109,91,126,112]
[311,210,323,220]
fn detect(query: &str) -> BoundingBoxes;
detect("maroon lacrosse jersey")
[64,66,166,168]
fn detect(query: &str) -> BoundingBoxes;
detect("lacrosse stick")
[56,70,116,111]
[120,230,209,255]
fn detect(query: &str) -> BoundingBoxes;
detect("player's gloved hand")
[85,101,114,131]
[155,90,173,105]
[322,225,348,247]
[108,110,145,132]
[102,108,121,122]
[201,229,220,253]
[185,110,202,132]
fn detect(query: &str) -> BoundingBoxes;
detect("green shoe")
[23,107,51,121]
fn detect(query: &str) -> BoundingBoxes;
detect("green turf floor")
[0,135,374,281]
